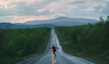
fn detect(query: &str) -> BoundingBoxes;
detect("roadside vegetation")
[0,27,51,64]
[56,16,109,64]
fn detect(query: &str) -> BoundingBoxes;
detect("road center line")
[52,54,54,64]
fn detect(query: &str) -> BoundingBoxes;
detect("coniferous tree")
[99,16,104,24]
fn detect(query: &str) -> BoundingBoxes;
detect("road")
[17,29,95,64]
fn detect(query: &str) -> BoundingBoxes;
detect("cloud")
[10,0,44,3]
[0,0,109,23]
[0,0,10,9]
[89,1,107,7]
[35,15,54,20]
[49,8,54,12]
[40,1,78,14]
[93,1,109,15]
[80,7,96,12]
[9,13,66,23]
[45,1,62,11]
[9,15,54,23]
[0,0,44,9]
[0,6,3,9]
[52,13,66,17]
[67,1,86,5]
[99,9,103,12]
[31,0,44,3]
[37,8,46,13]
[100,2,109,15]
[12,18,35,23]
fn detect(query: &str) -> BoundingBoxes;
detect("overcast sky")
[0,0,109,23]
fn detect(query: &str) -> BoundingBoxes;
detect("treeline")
[56,16,109,64]
[0,27,51,64]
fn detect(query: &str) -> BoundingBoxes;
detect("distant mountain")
[0,23,57,29]
[0,17,98,29]
[24,17,98,26]
[0,23,12,29]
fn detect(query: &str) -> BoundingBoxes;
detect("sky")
[0,0,109,23]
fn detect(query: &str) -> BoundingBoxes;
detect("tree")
[99,16,104,24]
[107,16,109,21]
[106,16,109,22]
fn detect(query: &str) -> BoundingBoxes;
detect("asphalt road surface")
[17,29,96,64]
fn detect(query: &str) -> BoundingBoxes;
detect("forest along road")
[17,28,96,64]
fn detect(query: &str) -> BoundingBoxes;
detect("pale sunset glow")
[12,18,35,23]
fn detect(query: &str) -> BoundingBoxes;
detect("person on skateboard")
[50,45,58,57]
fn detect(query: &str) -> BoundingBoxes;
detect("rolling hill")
[0,17,98,29]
